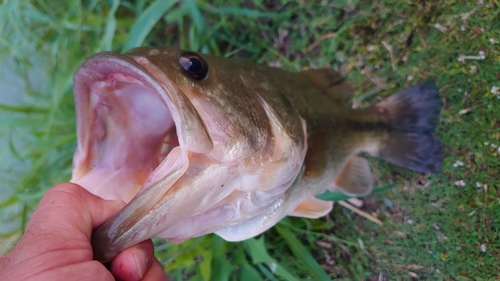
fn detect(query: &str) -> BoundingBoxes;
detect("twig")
[305,32,337,53]
[362,66,386,89]
[347,197,364,208]
[458,103,483,115]
[381,40,397,71]
[338,200,383,226]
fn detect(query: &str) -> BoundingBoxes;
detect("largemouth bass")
[71,47,443,263]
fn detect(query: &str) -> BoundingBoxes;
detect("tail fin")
[375,82,444,173]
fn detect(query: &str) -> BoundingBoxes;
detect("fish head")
[71,47,307,262]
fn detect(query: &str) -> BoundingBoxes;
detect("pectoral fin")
[289,197,333,218]
[334,156,373,196]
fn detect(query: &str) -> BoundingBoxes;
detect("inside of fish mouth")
[76,73,178,202]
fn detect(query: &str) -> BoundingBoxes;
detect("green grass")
[1,0,499,280]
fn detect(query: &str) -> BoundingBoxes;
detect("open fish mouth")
[74,73,175,201]
[71,52,212,203]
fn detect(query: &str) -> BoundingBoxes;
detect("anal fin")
[289,197,333,219]
[333,156,373,196]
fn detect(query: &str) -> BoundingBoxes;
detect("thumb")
[5,183,126,275]
[24,183,125,247]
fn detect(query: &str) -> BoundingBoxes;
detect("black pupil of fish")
[179,54,207,80]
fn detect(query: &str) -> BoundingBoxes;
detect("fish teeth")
[157,129,178,163]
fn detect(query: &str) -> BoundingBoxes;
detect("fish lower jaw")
[72,133,186,203]
[72,167,144,202]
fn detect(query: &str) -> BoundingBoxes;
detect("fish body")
[71,47,443,262]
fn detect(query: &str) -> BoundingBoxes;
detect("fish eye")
[179,52,209,81]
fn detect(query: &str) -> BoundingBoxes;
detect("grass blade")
[256,264,279,281]
[275,225,330,281]
[211,251,234,281]
[239,265,264,281]
[0,104,49,113]
[316,183,397,202]
[183,0,205,31]
[100,0,119,51]
[198,248,212,281]
[122,0,178,51]
[244,238,299,281]
[201,5,274,18]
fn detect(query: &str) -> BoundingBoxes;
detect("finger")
[142,259,169,281]
[109,240,155,281]
[29,183,125,238]
[4,183,128,280]
[16,183,125,263]
[34,261,116,281]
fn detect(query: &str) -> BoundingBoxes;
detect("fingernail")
[133,248,149,278]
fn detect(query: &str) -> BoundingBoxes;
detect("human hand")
[0,183,168,281]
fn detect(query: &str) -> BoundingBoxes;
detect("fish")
[70,46,444,263]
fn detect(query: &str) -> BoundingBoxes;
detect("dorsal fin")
[300,68,353,106]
